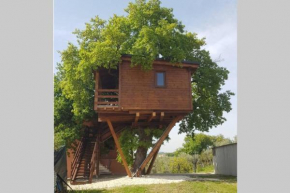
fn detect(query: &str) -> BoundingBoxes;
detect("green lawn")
[197,165,215,173]
[69,176,237,193]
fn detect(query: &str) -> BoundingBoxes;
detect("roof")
[121,54,199,69]
[212,143,237,149]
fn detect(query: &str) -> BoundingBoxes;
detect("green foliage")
[171,133,233,173]
[198,149,213,166]
[150,155,170,174]
[54,70,83,150]
[169,156,193,173]
[176,133,234,156]
[117,127,165,166]
[211,134,234,147]
[54,0,234,152]
[182,134,214,155]
[196,164,214,173]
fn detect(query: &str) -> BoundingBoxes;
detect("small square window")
[156,72,165,87]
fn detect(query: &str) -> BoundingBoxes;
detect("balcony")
[95,89,119,110]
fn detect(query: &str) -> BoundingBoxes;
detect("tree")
[175,133,234,172]
[211,134,234,146]
[54,67,83,150]
[54,0,234,172]
[177,133,213,172]
[169,153,193,173]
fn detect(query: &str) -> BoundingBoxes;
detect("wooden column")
[135,112,140,123]
[107,119,132,177]
[147,112,156,122]
[134,116,182,177]
[146,147,160,175]
[96,131,100,177]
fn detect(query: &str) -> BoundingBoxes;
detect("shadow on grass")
[68,190,107,193]
[189,174,237,184]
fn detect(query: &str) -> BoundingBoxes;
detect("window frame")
[155,71,166,88]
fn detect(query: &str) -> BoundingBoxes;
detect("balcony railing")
[95,89,119,108]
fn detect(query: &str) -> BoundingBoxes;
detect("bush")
[169,156,193,173]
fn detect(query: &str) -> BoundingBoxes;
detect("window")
[155,72,166,87]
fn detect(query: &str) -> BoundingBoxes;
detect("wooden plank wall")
[119,61,192,111]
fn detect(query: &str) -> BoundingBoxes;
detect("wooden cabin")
[69,55,199,184]
[95,55,198,125]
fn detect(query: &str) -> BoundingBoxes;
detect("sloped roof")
[121,54,199,69]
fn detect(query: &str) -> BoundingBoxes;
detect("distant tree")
[54,0,234,171]
[211,134,234,146]
[151,156,170,174]
[233,135,237,143]
[174,134,213,172]
[199,149,213,167]
[169,154,193,173]
[182,134,213,154]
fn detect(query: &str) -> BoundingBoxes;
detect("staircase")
[70,128,112,184]
[70,128,98,184]
[75,141,95,180]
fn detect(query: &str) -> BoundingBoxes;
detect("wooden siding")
[119,61,192,111]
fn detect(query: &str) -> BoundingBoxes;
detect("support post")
[134,116,182,177]
[135,112,140,123]
[160,112,164,122]
[107,119,132,177]
[146,147,160,175]
[147,112,156,122]
[96,131,100,177]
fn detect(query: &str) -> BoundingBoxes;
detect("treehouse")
[95,54,198,124]
[69,55,199,184]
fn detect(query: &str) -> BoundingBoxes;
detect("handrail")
[88,140,98,183]
[96,89,119,107]
[98,89,119,92]
[71,137,84,180]
[71,138,83,170]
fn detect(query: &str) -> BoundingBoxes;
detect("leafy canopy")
[175,133,235,156]
[54,0,234,148]
[117,127,165,166]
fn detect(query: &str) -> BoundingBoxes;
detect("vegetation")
[69,176,237,193]
[150,134,235,174]
[54,0,234,171]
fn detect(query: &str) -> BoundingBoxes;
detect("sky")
[54,0,237,152]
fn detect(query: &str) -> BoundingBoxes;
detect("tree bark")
[132,128,153,175]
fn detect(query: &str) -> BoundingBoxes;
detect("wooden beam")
[134,116,182,177]
[135,112,140,123]
[146,147,160,175]
[160,112,164,122]
[98,95,118,98]
[132,121,169,127]
[106,119,132,177]
[147,112,156,122]
[96,132,100,177]
[129,110,153,114]
[98,89,119,92]
[96,101,118,105]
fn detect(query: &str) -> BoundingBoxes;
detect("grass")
[69,176,237,193]
[196,165,215,173]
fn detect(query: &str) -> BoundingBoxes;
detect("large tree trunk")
[132,128,153,175]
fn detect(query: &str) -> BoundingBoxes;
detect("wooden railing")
[71,138,84,181]
[96,89,119,108]
[88,140,98,183]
